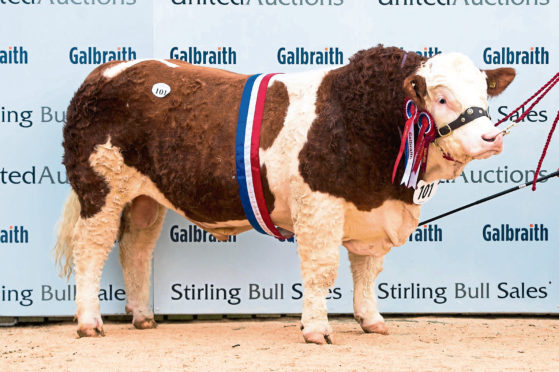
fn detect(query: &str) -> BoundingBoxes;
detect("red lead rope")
[494,73,559,190]
[532,111,559,191]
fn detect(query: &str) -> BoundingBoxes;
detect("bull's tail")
[53,189,81,279]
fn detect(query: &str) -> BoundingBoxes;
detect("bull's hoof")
[77,325,105,338]
[133,318,158,330]
[303,332,334,345]
[361,321,389,335]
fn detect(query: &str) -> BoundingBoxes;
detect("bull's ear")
[403,74,427,106]
[483,68,516,97]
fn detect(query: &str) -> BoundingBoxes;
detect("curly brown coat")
[299,45,426,211]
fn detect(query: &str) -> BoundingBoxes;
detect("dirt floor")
[1,316,558,371]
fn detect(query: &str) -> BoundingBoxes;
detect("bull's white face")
[415,53,514,180]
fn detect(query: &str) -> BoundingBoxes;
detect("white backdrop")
[1,0,557,316]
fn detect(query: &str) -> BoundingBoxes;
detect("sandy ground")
[1,316,558,371]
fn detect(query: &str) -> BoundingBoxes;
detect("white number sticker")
[413,180,439,204]
[152,83,171,98]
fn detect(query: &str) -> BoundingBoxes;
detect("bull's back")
[64,60,252,223]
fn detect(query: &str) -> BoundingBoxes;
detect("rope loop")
[493,72,559,191]
[494,72,559,127]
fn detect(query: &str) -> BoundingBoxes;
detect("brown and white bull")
[54,45,515,343]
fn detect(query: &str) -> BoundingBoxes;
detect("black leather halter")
[436,107,490,138]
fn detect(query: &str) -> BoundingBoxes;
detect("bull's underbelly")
[197,198,421,255]
[342,200,420,256]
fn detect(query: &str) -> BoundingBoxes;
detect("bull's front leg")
[292,190,344,345]
[348,252,388,335]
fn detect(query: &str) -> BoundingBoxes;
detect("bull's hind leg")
[292,188,344,345]
[118,196,167,330]
[348,253,388,335]
[71,139,138,337]
[73,197,125,337]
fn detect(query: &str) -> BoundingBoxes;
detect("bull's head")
[404,53,515,181]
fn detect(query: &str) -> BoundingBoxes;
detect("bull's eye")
[438,98,447,104]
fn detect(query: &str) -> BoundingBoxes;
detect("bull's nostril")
[482,131,503,143]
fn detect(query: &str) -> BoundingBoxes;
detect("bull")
[54,45,514,343]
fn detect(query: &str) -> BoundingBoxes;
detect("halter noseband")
[435,106,490,138]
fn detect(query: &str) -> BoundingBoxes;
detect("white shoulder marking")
[260,69,331,230]
[103,59,179,79]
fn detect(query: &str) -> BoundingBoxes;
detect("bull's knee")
[304,263,338,288]
[130,195,159,229]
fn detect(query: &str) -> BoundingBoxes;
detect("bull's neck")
[422,142,467,183]
[297,47,431,209]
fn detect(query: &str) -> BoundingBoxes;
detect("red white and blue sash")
[235,73,293,240]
